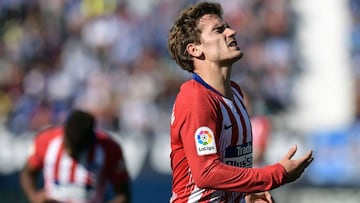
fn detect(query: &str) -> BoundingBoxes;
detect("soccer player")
[20,110,130,203]
[168,2,313,203]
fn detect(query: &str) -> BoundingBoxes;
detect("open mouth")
[228,41,238,48]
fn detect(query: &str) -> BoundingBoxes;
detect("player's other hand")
[30,190,61,203]
[279,145,314,183]
[245,191,274,203]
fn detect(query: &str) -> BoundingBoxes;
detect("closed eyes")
[214,23,230,33]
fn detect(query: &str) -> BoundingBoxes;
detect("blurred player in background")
[168,2,314,202]
[20,110,130,203]
[243,92,272,167]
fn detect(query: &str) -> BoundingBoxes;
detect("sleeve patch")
[195,126,217,156]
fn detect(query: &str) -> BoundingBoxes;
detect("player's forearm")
[192,161,287,193]
[109,181,130,203]
[107,194,129,203]
[20,167,41,202]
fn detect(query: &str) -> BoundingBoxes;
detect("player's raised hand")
[279,145,314,183]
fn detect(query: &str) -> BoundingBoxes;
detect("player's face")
[65,132,93,156]
[197,14,243,66]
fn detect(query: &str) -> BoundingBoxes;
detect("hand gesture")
[279,145,314,183]
[245,191,274,203]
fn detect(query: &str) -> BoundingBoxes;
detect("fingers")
[245,192,273,203]
[300,151,314,169]
[299,150,313,163]
[302,150,313,160]
[264,191,273,203]
[284,145,297,160]
[279,145,314,184]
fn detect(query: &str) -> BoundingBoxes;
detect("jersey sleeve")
[103,136,129,185]
[27,138,44,169]
[27,128,59,170]
[177,88,287,193]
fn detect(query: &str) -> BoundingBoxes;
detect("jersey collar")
[193,73,223,97]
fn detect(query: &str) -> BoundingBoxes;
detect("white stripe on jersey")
[44,136,62,191]
[74,153,89,184]
[231,87,244,103]
[219,100,235,159]
[187,185,205,203]
[58,153,72,184]
[232,95,252,143]
[210,190,226,202]
[231,87,252,141]
[220,95,252,149]
[187,186,224,203]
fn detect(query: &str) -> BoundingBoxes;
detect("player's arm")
[20,162,40,203]
[185,134,312,193]
[20,132,44,203]
[108,180,130,203]
[20,129,61,203]
[244,145,313,203]
[184,142,287,193]
[105,137,131,203]
[180,99,312,193]
[20,162,50,203]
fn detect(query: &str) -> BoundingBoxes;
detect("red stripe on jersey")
[232,87,251,144]
[54,144,64,183]
[230,81,244,98]
[233,92,246,108]
[85,173,92,186]
[215,103,224,147]
[220,99,239,146]
[200,188,214,202]
[233,103,248,144]
[69,159,77,183]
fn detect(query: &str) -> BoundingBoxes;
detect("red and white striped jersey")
[27,127,129,203]
[170,77,286,203]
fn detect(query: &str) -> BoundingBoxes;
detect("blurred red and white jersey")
[27,127,128,203]
[251,115,271,167]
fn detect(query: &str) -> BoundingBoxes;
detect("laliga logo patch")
[195,126,217,156]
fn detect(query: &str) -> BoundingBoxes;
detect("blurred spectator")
[244,92,272,167]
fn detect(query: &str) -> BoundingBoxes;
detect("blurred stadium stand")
[0,0,359,202]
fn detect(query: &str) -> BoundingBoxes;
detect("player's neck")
[64,146,79,158]
[194,66,233,100]
[63,142,84,160]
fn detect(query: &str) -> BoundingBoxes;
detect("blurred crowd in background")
[0,0,298,136]
[303,0,360,186]
[350,0,360,119]
[1,0,360,202]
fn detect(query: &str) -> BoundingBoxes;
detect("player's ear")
[186,43,202,58]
